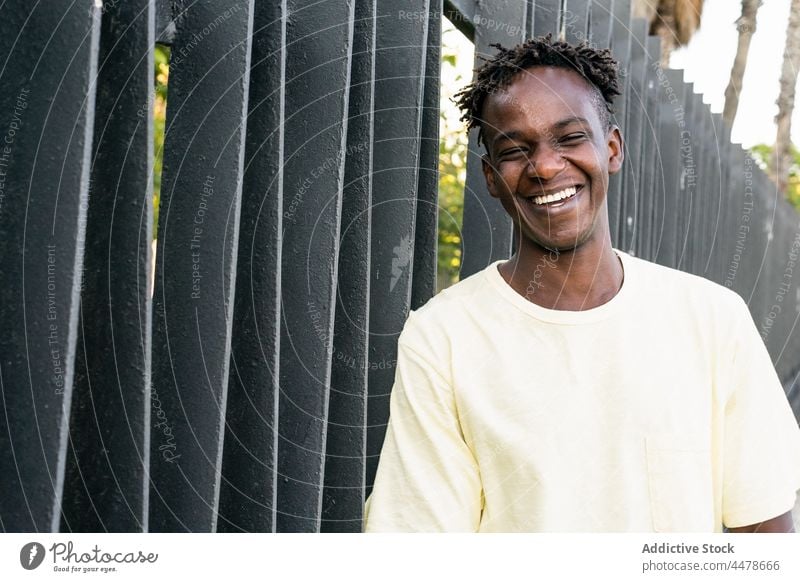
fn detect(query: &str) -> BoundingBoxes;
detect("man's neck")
[498,236,624,311]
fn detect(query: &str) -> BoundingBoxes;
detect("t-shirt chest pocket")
[645,435,715,532]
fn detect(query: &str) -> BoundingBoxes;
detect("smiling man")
[363,36,800,532]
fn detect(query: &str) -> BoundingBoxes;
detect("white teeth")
[531,186,577,205]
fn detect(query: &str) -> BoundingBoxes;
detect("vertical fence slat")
[706,113,725,281]
[607,0,631,248]
[155,0,176,44]
[675,83,695,271]
[459,1,527,279]
[0,2,100,532]
[693,95,711,276]
[412,0,442,308]
[759,190,781,357]
[653,69,684,268]
[444,0,476,39]
[639,35,661,262]
[216,0,286,533]
[276,0,355,533]
[751,165,777,349]
[589,0,614,49]
[620,17,647,254]
[563,0,591,44]
[149,0,254,532]
[650,67,668,264]
[531,0,561,37]
[717,125,736,287]
[320,0,377,533]
[686,92,705,275]
[366,0,432,494]
[727,146,750,296]
[719,119,735,285]
[61,0,154,533]
[704,105,721,280]
[772,208,800,384]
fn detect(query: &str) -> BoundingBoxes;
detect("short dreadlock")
[455,34,622,146]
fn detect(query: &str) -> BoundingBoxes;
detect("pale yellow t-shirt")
[364,250,800,532]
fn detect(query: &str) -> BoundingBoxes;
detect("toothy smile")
[530,186,578,205]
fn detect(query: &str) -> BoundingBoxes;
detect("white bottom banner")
[1,533,799,581]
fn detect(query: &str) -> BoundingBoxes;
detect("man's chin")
[525,230,595,254]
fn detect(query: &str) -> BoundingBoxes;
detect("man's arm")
[728,510,795,533]
[718,297,800,531]
[364,335,482,532]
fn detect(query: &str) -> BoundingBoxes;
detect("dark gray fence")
[0,0,797,533]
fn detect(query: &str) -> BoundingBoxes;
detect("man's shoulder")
[418,265,494,314]
[399,264,497,346]
[624,252,747,316]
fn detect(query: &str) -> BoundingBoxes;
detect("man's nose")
[526,145,565,181]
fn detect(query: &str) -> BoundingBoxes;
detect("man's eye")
[561,133,586,143]
[499,148,526,158]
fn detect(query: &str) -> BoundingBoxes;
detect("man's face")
[480,66,623,253]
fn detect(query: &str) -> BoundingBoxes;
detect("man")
[364,36,800,532]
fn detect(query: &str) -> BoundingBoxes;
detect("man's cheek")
[493,170,515,196]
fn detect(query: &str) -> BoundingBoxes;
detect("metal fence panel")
[148,0,254,532]
[412,0,443,309]
[589,0,614,49]
[675,84,696,271]
[653,69,684,268]
[532,0,562,37]
[607,0,631,247]
[321,0,377,533]
[216,0,286,534]
[639,34,661,263]
[564,0,591,44]
[275,0,356,533]
[61,0,154,534]
[0,2,101,532]
[620,17,647,254]
[365,0,432,495]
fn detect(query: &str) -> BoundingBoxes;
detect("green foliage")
[437,121,466,289]
[437,29,469,290]
[153,44,169,239]
[749,143,800,211]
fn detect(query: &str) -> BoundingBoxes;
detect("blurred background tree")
[750,143,800,209]
[436,23,471,290]
[153,45,169,239]
[772,0,800,196]
[723,0,761,125]
[633,0,704,65]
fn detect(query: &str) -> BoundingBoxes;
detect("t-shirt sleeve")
[721,296,800,528]
[363,337,483,532]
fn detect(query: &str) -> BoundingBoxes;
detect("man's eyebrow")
[491,130,524,148]
[554,116,591,129]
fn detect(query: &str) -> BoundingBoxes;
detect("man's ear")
[482,154,500,199]
[607,125,624,175]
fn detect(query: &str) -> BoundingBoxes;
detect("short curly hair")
[455,34,622,145]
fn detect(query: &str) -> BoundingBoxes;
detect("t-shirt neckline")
[484,249,635,325]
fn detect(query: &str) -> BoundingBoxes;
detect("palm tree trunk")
[632,0,704,67]
[773,0,800,196]
[723,0,760,125]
